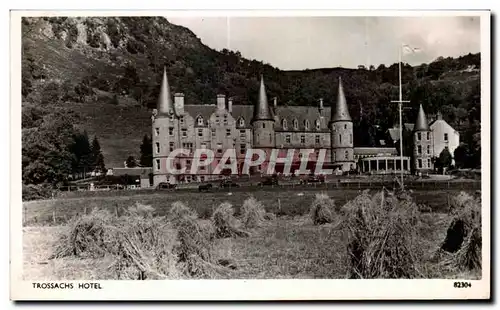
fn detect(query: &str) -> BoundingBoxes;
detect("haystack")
[309,193,336,225]
[441,191,481,272]
[342,189,421,279]
[127,202,155,218]
[240,196,266,228]
[50,209,116,259]
[212,202,250,238]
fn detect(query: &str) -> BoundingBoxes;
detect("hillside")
[21,16,481,170]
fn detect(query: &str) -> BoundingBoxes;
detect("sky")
[167,16,481,70]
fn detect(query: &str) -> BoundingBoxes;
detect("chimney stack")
[273,97,277,108]
[174,93,184,115]
[228,97,233,113]
[217,94,226,110]
[319,98,324,111]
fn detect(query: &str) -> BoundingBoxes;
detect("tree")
[139,134,153,167]
[453,143,469,169]
[436,147,453,173]
[126,156,137,168]
[90,135,106,172]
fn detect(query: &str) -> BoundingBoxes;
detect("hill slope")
[21,16,481,169]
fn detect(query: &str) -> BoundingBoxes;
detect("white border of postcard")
[10,9,491,300]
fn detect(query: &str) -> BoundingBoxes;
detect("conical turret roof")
[414,104,430,131]
[331,77,352,122]
[157,67,173,115]
[252,75,273,122]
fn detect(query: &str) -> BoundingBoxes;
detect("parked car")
[220,179,240,188]
[157,182,177,190]
[257,176,279,186]
[300,174,325,184]
[198,183,213,192]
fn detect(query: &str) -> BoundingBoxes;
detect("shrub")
[309,193,336,225]
[240,196,266,228]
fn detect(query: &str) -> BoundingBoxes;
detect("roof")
[354,147,398,156]
[414,104,430,131]
[252,75,273,122]
[331,77,352,122]
[112,167,152,178]
[184,104,331,130]
[157,67,173,116]
[388,123,415,142]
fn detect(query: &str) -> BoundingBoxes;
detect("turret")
[157,66,173,116]
[252,75,275,149]
[330,77,354,171]
[413,104,433,172]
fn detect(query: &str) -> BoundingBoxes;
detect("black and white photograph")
[10,9,490,300]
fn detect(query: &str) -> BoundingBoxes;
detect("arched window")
[196,116,204,126]
[282,119,287,130]
[315,119,321,130]
[293,119,299,130]
[238,117,245,127]
[304,120,310,130]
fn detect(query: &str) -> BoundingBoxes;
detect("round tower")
[251,75,275,149]
[413,104,433,173]
[330,77,355,172]
[152,67,176,185]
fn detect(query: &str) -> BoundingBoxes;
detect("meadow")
[22,188,481,280]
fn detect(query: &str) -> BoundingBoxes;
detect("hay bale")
[212,202,250,238]
[127,202,155,218]
[50,209,116,259]
[309,193,336,225]
[240,196,266,228]
[343,189,421,279]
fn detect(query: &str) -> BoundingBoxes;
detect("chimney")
[319,98,324,112]
[437,111,443,120]
[228,97,233,113]
[273,97,277,108]
[174,93,184,115]
[217,94,226,110]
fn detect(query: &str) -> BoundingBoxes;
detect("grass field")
[22,188,481,280]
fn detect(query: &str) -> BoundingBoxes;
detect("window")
[418,159,422,169]
[226,129,231,137]
[198,129,203,137]
[239,118,245,127]
[155,159,160,170]
[169,113,174,121]
[269,133,272,142]
[427,145,430,155]
[262,123,266,129]
[350,134,353,144]
[169,142,174,152]
[417,132,421,141]
[417,145,422,155]
[217,143,223,154]
[180,116,184,125]
[300,135,305,144]
[169,127,174,136]
[186,159,191,165]
[339,134,342,144]
[427,159,431,167]
[345,150,349,160]
[215,116,220,125]
[223,114,228,125]
[344,124,347,129]
[155,128,159,136]
[293,119,298,130]
[197,116,204,126]
[182,143,194,152]
[282,119,287,130]
[181,129,187,137]
[315,120,320,130]
[155,142,160,154]
[201,143,207,149]
[211,129,216,137]
[298,153,302,159]
[315,135,320,144]
[286,135,291,143]
[240,144,246,155]
[427,132,430,140]
[240,129,246,140]
[444,133,448,141]
[304,120,310,130]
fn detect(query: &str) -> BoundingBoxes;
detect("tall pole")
[398,45,404,190]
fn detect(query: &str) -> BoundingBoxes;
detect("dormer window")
[196,116,204,126]
[282,119,287,130]
[315,120,321,130]
[238,117,245,127]
[304,120,310,130]
[293,119,298,130]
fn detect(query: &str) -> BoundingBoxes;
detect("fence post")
[278,198,281,214]
[84,206,87,215]
[52,209,56,224]
[115,205,119,217]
